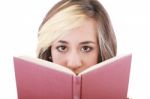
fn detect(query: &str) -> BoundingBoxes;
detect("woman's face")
[51,19,99,74]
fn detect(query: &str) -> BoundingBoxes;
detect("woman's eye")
[56,46,67,52]
[81,46,93,52]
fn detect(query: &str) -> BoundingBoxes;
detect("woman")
[37,0,117,74]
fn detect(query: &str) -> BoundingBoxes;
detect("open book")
[13,54,132,99]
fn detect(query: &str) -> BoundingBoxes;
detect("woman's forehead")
[52,19,98,44]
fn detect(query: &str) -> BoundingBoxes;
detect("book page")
[16,56,76,76]
[78,54,131,76]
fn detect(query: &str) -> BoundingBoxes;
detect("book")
[13,53,132,99]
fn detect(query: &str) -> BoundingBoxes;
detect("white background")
[0,0,150,99]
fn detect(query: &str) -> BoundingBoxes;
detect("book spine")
[72,76,81,99]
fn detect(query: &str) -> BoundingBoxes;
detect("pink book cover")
[13,53,132,99]
[80,54,132,99]
[14,57,74,99]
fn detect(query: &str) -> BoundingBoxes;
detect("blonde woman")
[37,0,117,74]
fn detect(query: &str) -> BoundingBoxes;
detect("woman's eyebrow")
[57,40,68,44]
[57,40,96,45]
[79,41,96,45]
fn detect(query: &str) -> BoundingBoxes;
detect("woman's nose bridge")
[66,50,82,67]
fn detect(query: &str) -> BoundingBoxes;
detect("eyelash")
[81,46,93,53]
[56,45,67,52]
[56,45,93,53]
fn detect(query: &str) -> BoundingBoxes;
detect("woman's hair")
[37,0,117,62]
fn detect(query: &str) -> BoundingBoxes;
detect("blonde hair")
[37,0,117,62]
